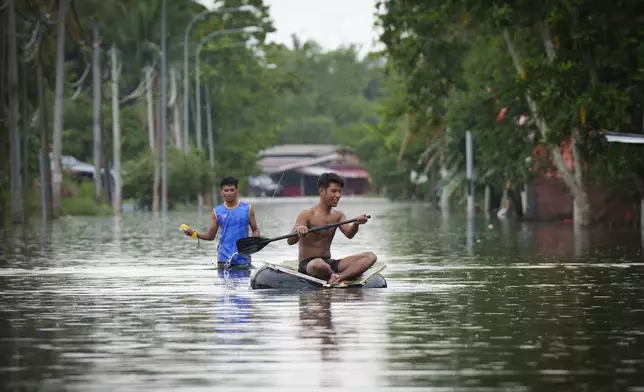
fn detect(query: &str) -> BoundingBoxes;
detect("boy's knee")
[362,251,377,265]
[308,259,332,276]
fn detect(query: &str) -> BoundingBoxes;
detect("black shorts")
[298,256,340,274]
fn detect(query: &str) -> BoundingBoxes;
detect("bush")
[60,178,113,216]
[61,196,113,216]
[25,175,113,217]
[122,147,218,209]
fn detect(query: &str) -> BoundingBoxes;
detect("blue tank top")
[214,201,252,265]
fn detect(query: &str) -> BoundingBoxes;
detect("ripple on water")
[1,200,644,391]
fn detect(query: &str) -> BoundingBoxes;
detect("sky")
[196,0,382,56]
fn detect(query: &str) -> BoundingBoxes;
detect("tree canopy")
[2,0,644,225]
[372,0,644,220]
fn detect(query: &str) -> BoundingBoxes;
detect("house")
[254,144,372,197]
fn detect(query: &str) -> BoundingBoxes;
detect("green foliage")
[61,197,112,216]
[7,0,644,225]
[122,148,216,208]
[62,92,147,165]
[271,39,385,145]
[60,180,113,216]
[266,38,403,193]
[373,0,644,204]
[2,0,285,220]
[356,121,411,199]
[443,29,536,186]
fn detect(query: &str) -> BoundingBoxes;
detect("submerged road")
[1,197,643,391]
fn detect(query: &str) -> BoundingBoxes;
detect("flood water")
[1,197,643,391]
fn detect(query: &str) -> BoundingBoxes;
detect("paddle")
[236,215,371,255]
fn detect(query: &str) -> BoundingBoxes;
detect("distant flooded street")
[1,197,643,391]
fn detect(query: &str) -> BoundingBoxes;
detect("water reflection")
[0,198,643,390]
[294,289,385,389]
[216,268,253,350]
[385,277,644,389]
[298,291,341,361]
[298,291,341,388]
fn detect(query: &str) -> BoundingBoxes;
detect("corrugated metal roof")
[295,165,370,179]
[257,144,353,157]
[260,153,342,174]
[603,131,644,144]
[257,156,299,169]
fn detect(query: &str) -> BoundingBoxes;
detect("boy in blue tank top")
[183,176,260,268]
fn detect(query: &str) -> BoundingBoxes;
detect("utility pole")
[7,0,23,222]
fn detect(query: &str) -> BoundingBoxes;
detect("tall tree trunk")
[7,0,23,223]
[503,27,591,225]
[160,0,168,214]
[205,83,215,204]
[153,122,161,214]
[145,66,155,150]
[195,68,204,211]
[101,129,113,206]
[52,0,68,219]
[110,44,121,214]
[484,185,491,218]
[92,19,102,204]
[538,20,591,226]
[152,72,160,213]
[439,128,450,212]
[641,108,644,245]
[195,58,202,150]
[36,52,52,221]
[37,52,53,221]
[171,68,182,149]
[20,57,29,222]
[0,9,6,224]
[194,66,206,208]
[570,127,590,225]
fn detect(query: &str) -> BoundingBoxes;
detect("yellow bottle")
[179,224,198,239]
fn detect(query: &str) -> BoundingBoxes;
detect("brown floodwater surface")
[1,197,643,391]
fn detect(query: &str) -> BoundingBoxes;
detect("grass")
[61,197,113,216]
[61,180,114,216]
[28,178,114,218]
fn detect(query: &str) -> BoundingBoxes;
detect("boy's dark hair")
[317,172,344,189]
[220,176,239,189]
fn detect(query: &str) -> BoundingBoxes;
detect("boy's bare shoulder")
[331,208,346,221]
[295,208,314,221]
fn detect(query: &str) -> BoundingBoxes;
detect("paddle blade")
[236,236,271,255]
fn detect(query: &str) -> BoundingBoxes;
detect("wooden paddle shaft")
[268,215,371,242]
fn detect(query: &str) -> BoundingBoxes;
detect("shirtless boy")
[288,172,377,285]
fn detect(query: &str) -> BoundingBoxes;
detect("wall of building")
[534,177,573,221]
[268,170,370,197]
[344,178,368,195]
[533,176,638,225]
[530,139,639,225]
